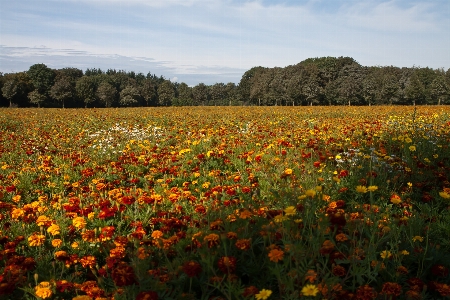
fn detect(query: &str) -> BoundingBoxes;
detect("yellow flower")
[367,185,378,192]
[409,145,416,152]
[412,236,423,242]
[356,185,368,193]
[301,284,319,297]
[71,242,79,249]
[380,250,392,259]
[405,137,412,143]
[35,281,53,299]
[439,191,450,199]
[255,289,272,300]
[47,224,60,236]
[72,217,86,229]
[28,234,45,247]
[273,214,288,223]
[284,206,296,216]
[305,189,316,198]
[400,250,410,255]
[284,168,293,175]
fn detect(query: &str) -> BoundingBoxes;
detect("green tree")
[50,76,75,108]
[27,64,55,97]
[175,82,193,106]
[403,72,425,105]
[28,90,47,108]
[140,79,156,106]
[119,85,141,107]
[210,83,226,106]
[337,63,363,106]
[157,80,174,106]
[97,82,118,107]
[238,66,264,103]
[431,75,449,105]
[76,76,97,108]
[2,78,18,107]
[381,74,401,105]
[192,83,209,106]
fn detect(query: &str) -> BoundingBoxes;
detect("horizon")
[1,0,449,86]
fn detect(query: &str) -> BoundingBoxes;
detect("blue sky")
[1,0,449,85]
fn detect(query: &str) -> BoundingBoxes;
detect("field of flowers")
[0,106,450,300]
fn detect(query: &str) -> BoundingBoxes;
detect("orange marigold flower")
[227,232,238,239]
[335,233,348,242]
[151,230,164,239]
[380,282,402,297]
[36,215,51,226]
[390,194,402,205]
[235,238,251,251]
[242,286,259,298]
[304,269,317,283]
[52,239,63,248]
[355,284,377,300]
[136,291,159,300]
[320,239,335,255]
[81,229,96,242]
[203,233,220,248]
[239,209,252,219]
[80,255,96,268]
[28,233,45,247]
[268,248,284,263]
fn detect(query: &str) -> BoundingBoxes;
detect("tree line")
[1,57,449,108]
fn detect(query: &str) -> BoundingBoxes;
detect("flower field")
[1,106,450,300]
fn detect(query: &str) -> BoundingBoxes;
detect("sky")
[1,0,449,86]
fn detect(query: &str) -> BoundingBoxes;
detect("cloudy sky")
[1,0,449,85]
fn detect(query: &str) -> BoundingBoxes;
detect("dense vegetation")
[1,57,449,108]
[1,106,450,299]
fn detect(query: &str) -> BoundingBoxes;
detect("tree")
[403,72,425,105]
[381,74,401,105]
[27,64,55,96]
[192,83,209,106]
[210,83,226,106]
[140,79,156,106]
[431,75,449,105]
[97,82,118,107]
[157,80,174,106]
[2,79,18,107]
[238,66,265,102]
[28,90,47,108]
[175,82,193,106]
[76,76,97,108]
[119,85,141,107]
[337,63,363,106]
[50,76,75,108]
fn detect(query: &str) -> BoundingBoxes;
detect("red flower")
[111,262,137,287]
[355,284,377,300]
[136,291,159,300]
[217,256,237,274]
[182,260,202,278]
